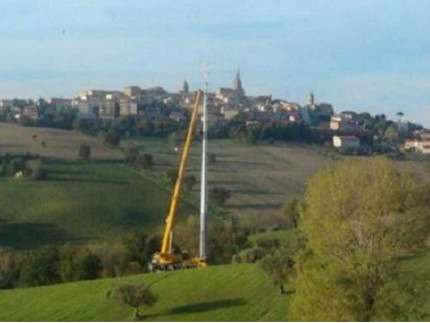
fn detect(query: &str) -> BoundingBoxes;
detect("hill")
[122,138,334,216]
[0,264,290,322]
[0,160,196,250]
[0,247,428,322]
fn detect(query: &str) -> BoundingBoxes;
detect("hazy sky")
[0,0,430,125]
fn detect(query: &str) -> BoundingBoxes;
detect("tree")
[75,253,102,280]
[108,284,157,320]
[291,158,430,321]
[122,230,147,266]
[260,250,294,295]
[183,174,197,191]
[19,115,33,127]
[137,154,153,170]
[19,246,60,287]
[79,145,91,160]
[125,147,140,164]
[25,159,47,180]
[283,198,301,229]
[209,187,231,206]
[165,168,178,186]
[208,153,217,165]
[104,129,120,146]
[383,126,400,144]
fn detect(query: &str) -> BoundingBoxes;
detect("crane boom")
[159,90,203,256]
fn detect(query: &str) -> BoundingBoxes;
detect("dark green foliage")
[122,231,147,266]
[25,159,47,180]
[125,147,140,164]
[138,154,153,170]
[19,246,61,287]
[183,174,197,191]
[78,145,91,160]
[75,254,102,280]
[165,168,178,186]
[209,187,231,206]
[208,153,216,164]
[259,249,295,295]
[104,129,121,146]
[108,283,157,320]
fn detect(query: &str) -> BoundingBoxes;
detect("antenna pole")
[199,63,209,260]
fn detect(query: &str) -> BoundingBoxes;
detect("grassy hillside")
[0,264,290,322]
[0,160,196,249]
[122,137,334,216]
[0,249,428,322]
[248,229,296,247]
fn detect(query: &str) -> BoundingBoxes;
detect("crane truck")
[149,90,207,271]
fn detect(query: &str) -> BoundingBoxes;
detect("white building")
[333,135,360,148]
[404,139,430,154]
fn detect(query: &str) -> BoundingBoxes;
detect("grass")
[122,137,334,216]
[0,249,428,322]
[0,160,196,250]
[248,229,297,247]
[0,264,290,322]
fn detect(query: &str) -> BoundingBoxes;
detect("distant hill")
[0,161,195,250]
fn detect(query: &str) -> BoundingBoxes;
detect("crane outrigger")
[150,90,207,271]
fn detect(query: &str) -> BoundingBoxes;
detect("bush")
[208,153,217,164]
[183,175,197,191]
[104,129,120,146]
[125,147,140,164]
[79,145,91,160]
[137,154,153,170]
[25,159,47,180]
[108,284,158,320]
[209,187,231,206]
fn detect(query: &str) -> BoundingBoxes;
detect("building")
[333,135,360,148]
[305,93,334,124]
[330,115,358,131]
[124,86,142,98]
[119,97,138,116]
[47,98,72,109]
[404,139,430,154]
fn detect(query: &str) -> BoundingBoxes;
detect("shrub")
[25,159,47,180]
[104,129,120,146]
[209,187,231,206]
[79,145,91,160]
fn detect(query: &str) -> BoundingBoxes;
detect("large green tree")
[291,158,430,321]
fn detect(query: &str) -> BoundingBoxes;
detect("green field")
[0,160,196,250]
[0,248,428,322]
[248,230,296,247]
[0,264,290,322]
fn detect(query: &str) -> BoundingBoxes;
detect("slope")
[0,161,196,249]
[0,264,289,322]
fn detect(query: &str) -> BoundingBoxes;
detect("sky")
[0,0,430,125]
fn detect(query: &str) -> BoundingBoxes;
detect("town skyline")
[1,1,430,126]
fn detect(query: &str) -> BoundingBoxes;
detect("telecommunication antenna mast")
[199,63,209,260]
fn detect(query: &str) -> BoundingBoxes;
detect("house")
[330,115,358,131]
[169,111,187,122]
[333,135,360,148]
[404,139,430,154]
[119,97,138,116]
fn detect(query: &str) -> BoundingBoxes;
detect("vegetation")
[79,144,91,160]
[209,187,231,206]
[183,175,197,192]
[291,158,430,321]
[0,161,195,250]
[0,264,290,321]
[107,284,157,320]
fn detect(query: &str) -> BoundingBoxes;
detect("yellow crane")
[150,90,207,271]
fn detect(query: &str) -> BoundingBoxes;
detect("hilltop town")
[0,70,428,156]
